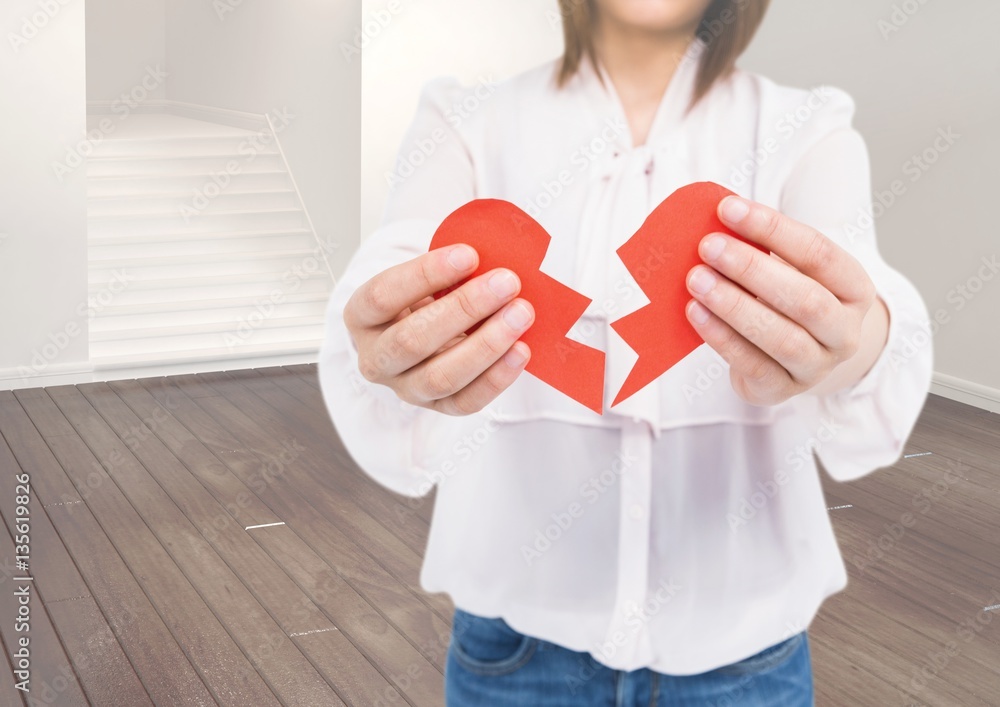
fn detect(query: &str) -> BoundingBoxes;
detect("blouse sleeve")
[318,76,479,498]
[776,97,934,482]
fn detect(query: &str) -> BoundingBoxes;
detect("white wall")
[360,0,1000,408]
[740,0,1000,406]
[0,0,90,379]
[86,0,166,103]
[164,0,359,272]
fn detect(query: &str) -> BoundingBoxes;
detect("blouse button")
[628,503,643,520]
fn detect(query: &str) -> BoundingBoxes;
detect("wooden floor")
[0,365,996,706]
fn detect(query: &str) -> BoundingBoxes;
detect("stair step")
[87,154,285,177]
[91,134,280,158]
[89,269,331,292]
[89,295,330,332]
[87,276,332,309]
[89,227,313,246]
[90,290,330,318]
[88,189,300,217]
[89,231,319,259]
[90,247,318,268]
[90,314,326,342]
[87,208,307,238]
[89,249,328,282]
[88,205,302,221]
[87,171,292,196]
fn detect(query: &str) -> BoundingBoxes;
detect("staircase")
[85,113,333,370]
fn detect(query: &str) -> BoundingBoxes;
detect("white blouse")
[318,38,934,675]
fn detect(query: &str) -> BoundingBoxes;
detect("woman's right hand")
[343,243,535,416]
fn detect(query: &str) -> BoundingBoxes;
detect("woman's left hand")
[684,195,881,406]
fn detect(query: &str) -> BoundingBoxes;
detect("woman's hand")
[343,244,535,416]
[684,195,888,406]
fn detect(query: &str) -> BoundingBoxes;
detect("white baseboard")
[0,361,96,391]
[86,100,268,131]
[0,353,318,392]
[930,372,1000,414]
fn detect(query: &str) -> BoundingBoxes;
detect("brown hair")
[556,0,771,109]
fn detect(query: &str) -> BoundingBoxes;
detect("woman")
[319,0,934,704]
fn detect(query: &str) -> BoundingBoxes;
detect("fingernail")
[688,266,717,295]
[488,269,518,298]
[688,300,710,325]
[720,196,749,223]
[504,344,527,367]
[447,244,476,270]
[701,234,726,261]
[503,301,531,329]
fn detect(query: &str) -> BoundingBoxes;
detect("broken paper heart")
[428,182,769,414]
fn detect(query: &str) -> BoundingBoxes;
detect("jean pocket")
[449,607,539,677]
[714,631,806,677]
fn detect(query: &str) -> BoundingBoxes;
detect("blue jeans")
[444,607,814,706]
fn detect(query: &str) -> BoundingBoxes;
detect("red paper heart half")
[610,181,769,406]
[428,199,607,414]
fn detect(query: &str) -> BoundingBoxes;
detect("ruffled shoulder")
[735,70,858,202]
